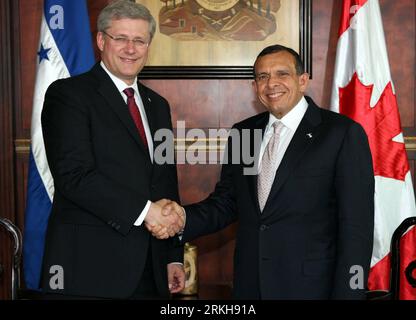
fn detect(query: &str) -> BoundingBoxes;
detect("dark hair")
[253,44,305,78]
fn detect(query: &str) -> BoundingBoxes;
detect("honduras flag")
[23,0,94,290]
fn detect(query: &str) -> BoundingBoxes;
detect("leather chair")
[366,216,416,300]
[0,217,22,300]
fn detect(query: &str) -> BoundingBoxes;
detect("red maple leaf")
[339,72,409,181]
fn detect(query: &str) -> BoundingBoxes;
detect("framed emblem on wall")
[137,0,311,78]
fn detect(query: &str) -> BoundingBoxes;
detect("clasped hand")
[144,199,185,239]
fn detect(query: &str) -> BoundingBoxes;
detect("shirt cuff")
[134,200,151,226]
[177,207,186,240]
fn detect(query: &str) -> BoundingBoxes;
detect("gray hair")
[97,0,157,41]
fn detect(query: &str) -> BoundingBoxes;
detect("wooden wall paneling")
[219,79,265,128]
[0,0,17,301]
[380,0,415,132]
[14,155,29,235]
[87,0,112,60]
[177,163,236,285]
[379,0,416,166]
[142,79,222,129]
[307,0,341,108]
[16,0,42,139]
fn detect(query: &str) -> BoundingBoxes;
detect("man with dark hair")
[151,44,375,299]
[41,0,184,299]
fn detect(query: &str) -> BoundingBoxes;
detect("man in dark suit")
[40,0,184,299]
[151,45,375,299]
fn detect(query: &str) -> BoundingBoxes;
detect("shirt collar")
[266,96,308,132]
[100,61,139,96]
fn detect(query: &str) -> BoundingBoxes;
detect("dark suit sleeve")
[42,80,148,235]
[332,122,375,299]
[182,132,239,242]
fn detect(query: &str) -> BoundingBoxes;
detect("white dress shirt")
[257,97,308,179]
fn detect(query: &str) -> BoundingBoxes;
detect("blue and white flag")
[23,0,94,290]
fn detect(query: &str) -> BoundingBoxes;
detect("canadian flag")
[330,0,416,299]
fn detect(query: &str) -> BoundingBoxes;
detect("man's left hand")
[167,263,185,293]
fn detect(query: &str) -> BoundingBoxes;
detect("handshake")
[144,199,185,239]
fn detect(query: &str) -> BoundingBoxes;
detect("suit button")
[260,224,268,231]
[115,225,121,231]
[111,222,117,228]
[107,220,113,225]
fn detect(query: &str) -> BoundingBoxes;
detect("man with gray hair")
[40,0,185,299]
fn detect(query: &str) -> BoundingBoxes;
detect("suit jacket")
[183,97,374,299]
[40,63,181,299]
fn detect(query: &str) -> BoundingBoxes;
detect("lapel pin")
[306,133,313,138]
[148,97,151,102]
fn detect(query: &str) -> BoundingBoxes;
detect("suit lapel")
[93,64,150,157]
[261,99,322,217]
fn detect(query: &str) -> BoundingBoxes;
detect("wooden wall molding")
[14,137,416,154]
[14,139,30,154]
[405,137,416,151]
